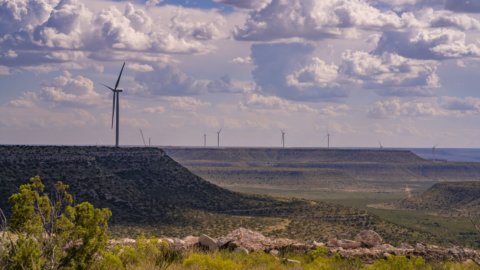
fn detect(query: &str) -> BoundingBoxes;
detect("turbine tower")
[432,144,438,160]
[102,62,125,147]
[280,130,285,148]
[204,133,207,148]
[217,128,222,148]
[327,131,331,149]
[378,141,383,150]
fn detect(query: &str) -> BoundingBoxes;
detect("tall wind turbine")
[204,133,207,148]
[280,130,285,148]
[102,62,125,147]
[378,141,383,150]
[217,128,222,148]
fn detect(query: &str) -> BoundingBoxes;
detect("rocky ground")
[109,228,480,265]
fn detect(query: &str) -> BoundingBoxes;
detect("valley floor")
[224,186,480,249]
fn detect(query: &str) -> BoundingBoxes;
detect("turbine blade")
[114,62,126,90]
[140,129,146,146]
[102,84,115,92]
[111,92,116,129]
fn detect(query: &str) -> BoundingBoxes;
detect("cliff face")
[0,146,280,224]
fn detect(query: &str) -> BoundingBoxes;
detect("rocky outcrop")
[332,243,480,264]
[107,228,480,264]
[218,228,305,252]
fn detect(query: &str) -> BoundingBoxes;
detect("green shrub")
[221,251,287,270]
[304,254,362,270]
[305,246,330,263]
[115,235,182,269]
[366,256,430,270]
[92,251,124,270]
[183,253,240,270]
[0,176,111,270]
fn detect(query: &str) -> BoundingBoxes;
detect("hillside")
[165,147,480,192]
[0,146,294,224]
[400,181,480,213]
[0,145,441,245]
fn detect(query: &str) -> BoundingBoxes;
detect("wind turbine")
[204,133,207,148]
[217,128,222,148]
[378,141,383,150]
[326,131,331,149]
[432,144,438,160]
[280,130,286,148]
[102,62,125,148]
[139,129,147,147]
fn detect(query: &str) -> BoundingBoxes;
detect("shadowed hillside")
[0,145,442,245]
[0,146,281,224]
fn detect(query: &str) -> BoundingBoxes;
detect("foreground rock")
[354,230,383,248]
[199,234,218,251]
[218,228,306,252]
[107,228,480,264]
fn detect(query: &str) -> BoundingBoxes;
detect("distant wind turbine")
[217,128,222,148]
[102,62,125,147]
[204,133,207,148]
[148,137,151,147]
[139,129,147,147]
[432,144,438,160]
[378,141,383,150]
[280,130,286,148]
[326,131,331,149]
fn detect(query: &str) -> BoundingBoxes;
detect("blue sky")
[2,0,480,148]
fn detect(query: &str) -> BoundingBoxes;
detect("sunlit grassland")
[224,186,480,248]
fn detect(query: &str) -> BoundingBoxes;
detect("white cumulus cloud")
[341,51,440,96]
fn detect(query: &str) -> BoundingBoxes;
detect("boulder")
[170,238,186,250]
[183,236,200,248]
[414,243,427,254]
[397,243,414,250]
[234,247,249,254]
[270,249,280,256]
[354,230,383,248]
[327,238,339,247]
[218,228,273,252]
[306,240,325,249]
[327,238,361,249]
[337,239,362,249]
[199,234,218,251]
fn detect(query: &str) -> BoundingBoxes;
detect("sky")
[1,0,480,148]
